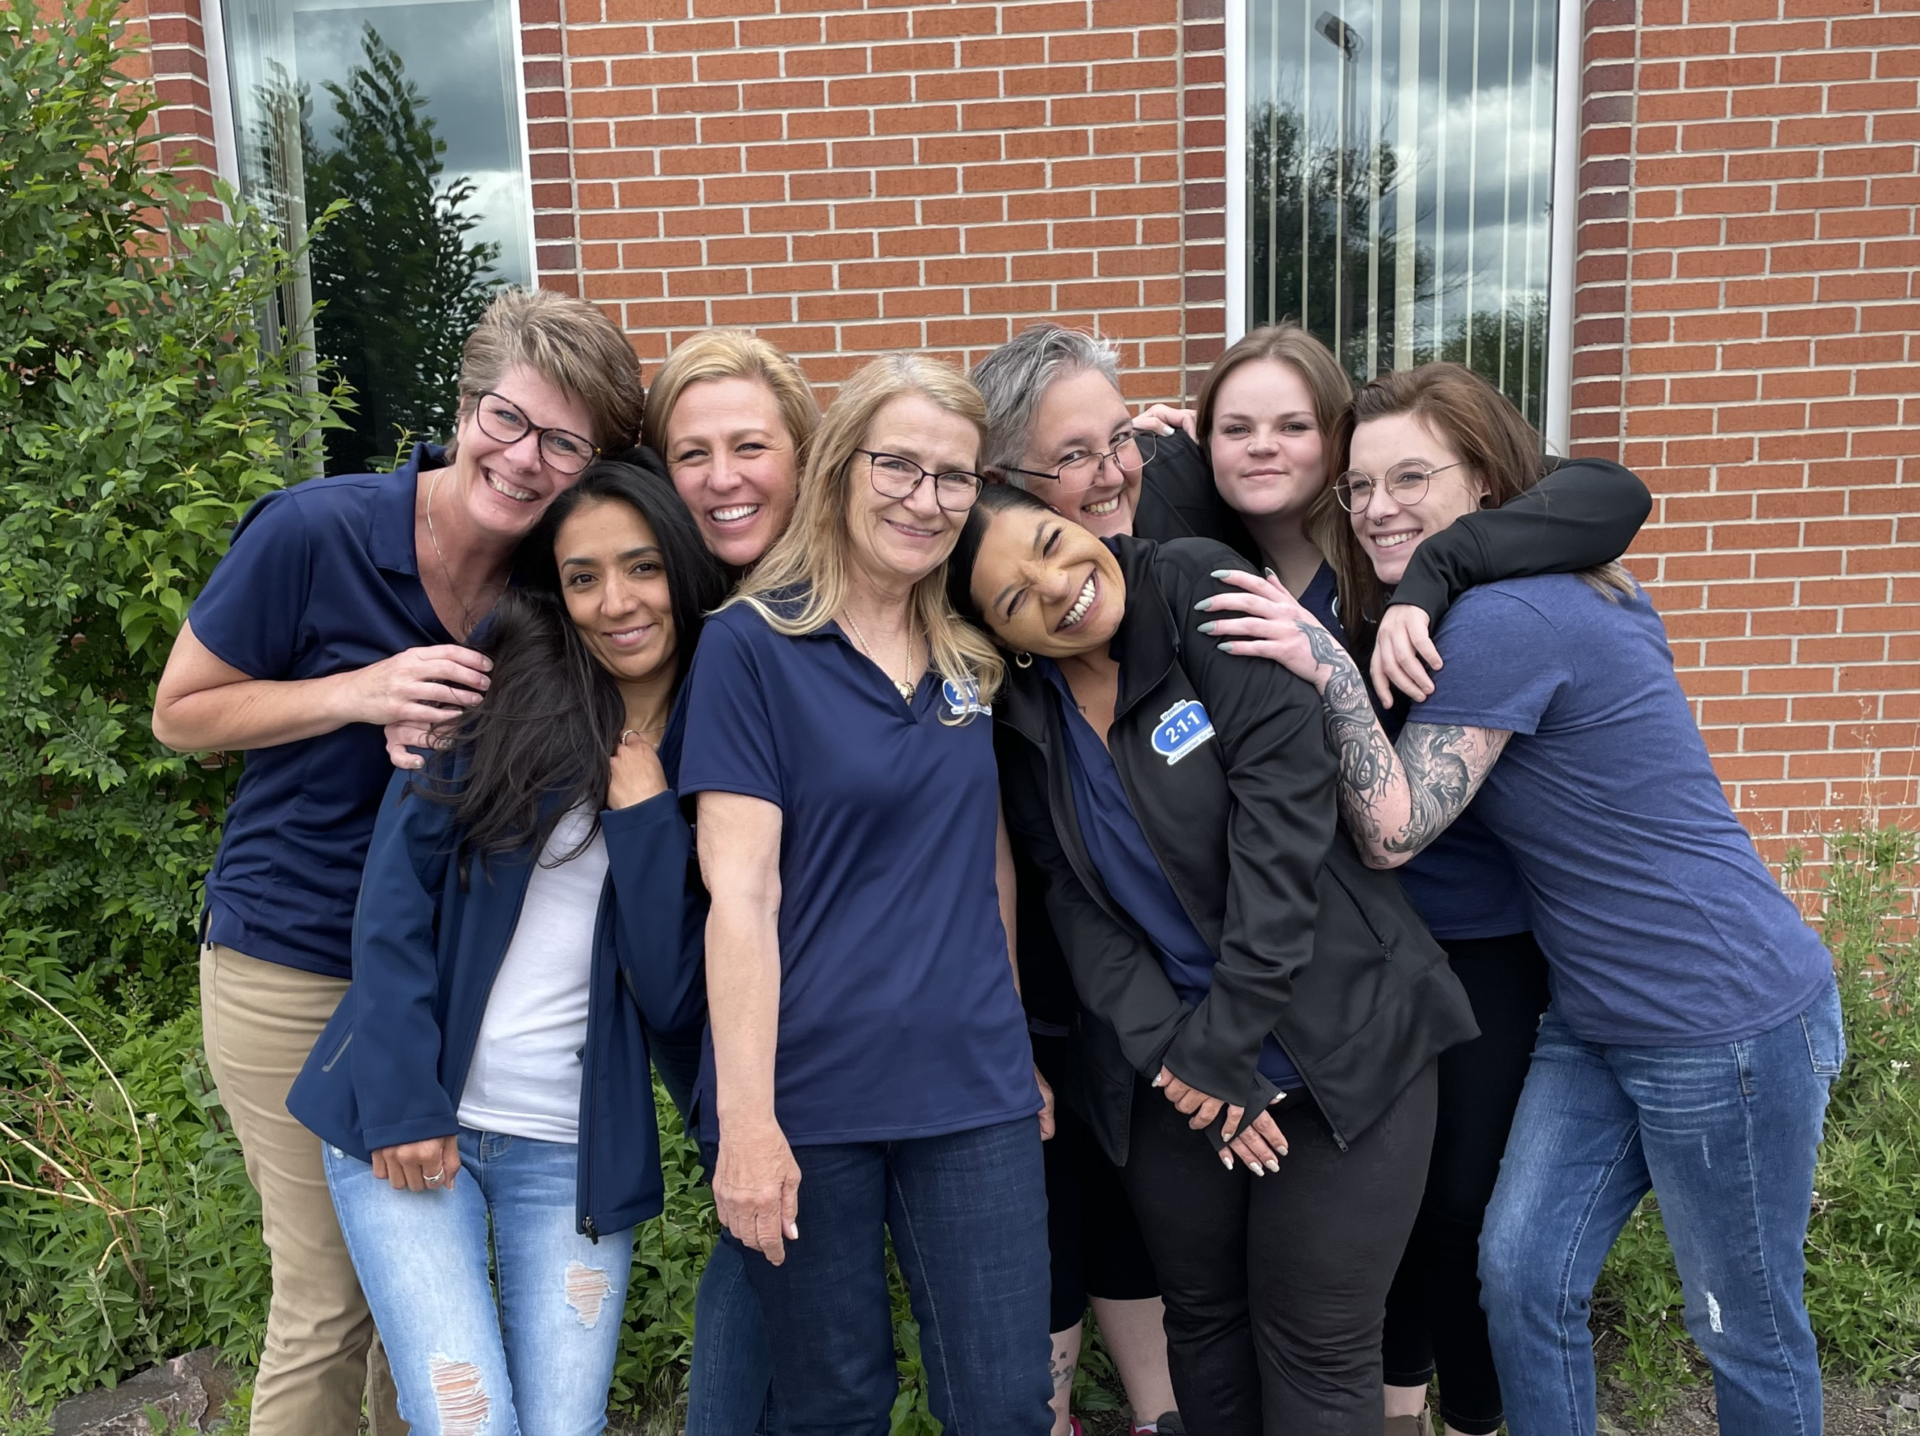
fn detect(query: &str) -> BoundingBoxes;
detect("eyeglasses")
[472,391,599,475]
[1002,430,1156,491]
[857,449,985,512]
[1334,460,1465,513]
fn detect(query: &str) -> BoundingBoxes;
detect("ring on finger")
[424,1168,445,1185]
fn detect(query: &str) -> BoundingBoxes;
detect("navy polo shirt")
[1040,661,1303,1091]
[677,598,1041,1147]
[1298,562,1531,942]
[190,445,455,978]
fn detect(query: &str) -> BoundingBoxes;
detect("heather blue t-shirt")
[1413,575,1833,1045]
[1040,661,1303,1091]
[190,446,455,978]
[1299,563,1531,941]
[677,600,1040,1145]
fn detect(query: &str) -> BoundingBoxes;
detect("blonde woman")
[678,355,1053,1434]
[639,329,820,1435]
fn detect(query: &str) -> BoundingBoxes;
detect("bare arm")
[151,619,491,753]
[1300,622,1511,866]
[1201,571,1512,869]
[696,789,801,1263]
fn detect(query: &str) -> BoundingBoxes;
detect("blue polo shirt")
[1299,562,1531,942]
[677,598,1041,1146]
[1414,576,1833,1044]
[189,445,456,978]
[1040,660,1303,1091]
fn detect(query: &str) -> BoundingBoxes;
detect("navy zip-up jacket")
[287,734,706,1239]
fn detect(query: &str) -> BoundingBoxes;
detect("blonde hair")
[1312,363,1636,654]
[451,288,645,454]
[730,354,1006,718]
[642,329,821,459]
[1195,323,1352,445]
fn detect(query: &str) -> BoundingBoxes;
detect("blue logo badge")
[943,676,992,718]
[1151,700,1215,765]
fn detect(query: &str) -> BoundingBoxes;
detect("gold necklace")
[841,608,918,702]
[425,468,503,639]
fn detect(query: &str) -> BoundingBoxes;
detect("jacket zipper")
[319,1032,353,1073]
[1324,863,1395,962]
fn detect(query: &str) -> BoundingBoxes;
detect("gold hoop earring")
[1014,651,1033,669]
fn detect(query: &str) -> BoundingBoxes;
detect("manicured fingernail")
[1197,621,1217,634]
[1265,567,1278,580]
[1193,597,1212,611]
[1248,1162,1264,1177]
[1151,1072,1166,1087]
[1210,570,1234,580]
[1221,1153,1234,1170]
[1266,1159,1280,1172]
[1219,642,1236,655]
[787,1223,799,1240]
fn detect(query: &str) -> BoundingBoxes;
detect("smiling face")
[555,497,678,686]
[663,375,800,570]
[1346,411,1489,586]
[1016,368,1143,538]
[968,503,1127,660]
[1208,358,1327,522]
[843,392,978,589]
[450,363,599,542]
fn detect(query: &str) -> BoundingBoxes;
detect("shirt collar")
[369,442,449,577]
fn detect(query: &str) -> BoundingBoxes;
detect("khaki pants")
[201,943,405,1436]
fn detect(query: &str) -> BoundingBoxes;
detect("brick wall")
[120,0,1920,858]
[524,0,1203,402]
[1569,0,1920,861]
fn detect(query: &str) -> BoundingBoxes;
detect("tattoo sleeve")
[1295,621,1510,866]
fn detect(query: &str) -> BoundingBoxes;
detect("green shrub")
[0,0,346,1019]
[1594,826,1920,1419]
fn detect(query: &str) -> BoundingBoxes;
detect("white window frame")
[1222,0,1582,452]
[201,0,540,285]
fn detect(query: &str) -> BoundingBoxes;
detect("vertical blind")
[1247,0,1560,428]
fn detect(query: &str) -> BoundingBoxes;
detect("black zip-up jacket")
[996,536,1482,1165]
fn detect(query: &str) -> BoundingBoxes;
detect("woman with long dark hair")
[950,482,1480,1433]
[287,460,725,1434]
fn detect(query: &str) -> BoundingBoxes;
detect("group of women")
[154,287,1844,1436]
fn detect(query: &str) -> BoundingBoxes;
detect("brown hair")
[641,329,821,460]
[1194,323,1352,447]
[729,354,1005,718]
[1312,362,1635,653]
[450,288,645,456]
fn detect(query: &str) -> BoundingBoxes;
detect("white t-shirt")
[456,808,609,1144]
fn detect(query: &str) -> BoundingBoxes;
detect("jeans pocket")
[1800,980,1845,1078]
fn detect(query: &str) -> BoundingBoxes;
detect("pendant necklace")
[841,608,918,702]
[425,468,503,639]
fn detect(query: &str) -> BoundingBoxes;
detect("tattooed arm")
[1198,571,1511,869]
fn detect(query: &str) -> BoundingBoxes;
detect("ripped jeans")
[1479,978,1843,1436]
[324,1130,633,1436]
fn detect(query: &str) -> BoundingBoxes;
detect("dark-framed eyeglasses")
[471,391,599,475]
[1001,430,1157,491]
[1334,459,1465,513]
[856,449,985,512]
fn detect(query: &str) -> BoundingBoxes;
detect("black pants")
[1121,1064,1438,1436]
[1044,1096,1162,1332]
[1381,931,1552,1436]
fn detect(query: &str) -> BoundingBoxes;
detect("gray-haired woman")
[152,288,645,1436]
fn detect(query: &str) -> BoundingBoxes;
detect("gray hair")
[969,324,1121,483]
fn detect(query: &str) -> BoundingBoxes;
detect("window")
[222,0,532,473]
[1230,0,1567,432]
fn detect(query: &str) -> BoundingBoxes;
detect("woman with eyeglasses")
[151,289,642,1436]
[1203,364,1840,1436]
[678,355,1053,1435]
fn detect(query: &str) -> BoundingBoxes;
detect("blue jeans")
[1480,979,1843,1436]
[723,1117,1054,1436]
[687,1236,774,1435]
[324,1131,634,1436]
